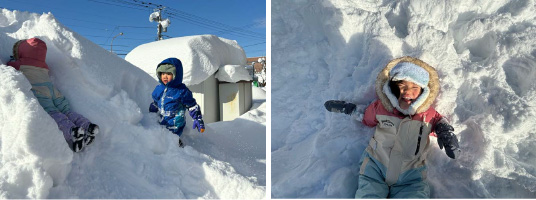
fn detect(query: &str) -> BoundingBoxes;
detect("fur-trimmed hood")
[375,56,439,115]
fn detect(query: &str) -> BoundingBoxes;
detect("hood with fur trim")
[375,56,439,115]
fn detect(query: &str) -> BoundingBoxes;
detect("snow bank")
[272,0,536,198]
[215,65,253,83]
[0,9,264,199]
[125,35,247,86]
[185,101,267,188]
[0,65,71,199]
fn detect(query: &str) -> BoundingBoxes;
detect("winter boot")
[71,127,85,152]
[84,123,99,146]
[178,138,184,148]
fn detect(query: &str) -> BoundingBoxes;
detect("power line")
[245,49,267,54]
[109,49,131,52]
[89,0,265,40]
[87,0,150,11]
[164,12,265,40]
[88,35,152,41]
[117,25,153,29]
[97,44,131,47]
[213,22,262,35]
[242,42,266,48]
[166,7,263,37]
[164,9,264,39]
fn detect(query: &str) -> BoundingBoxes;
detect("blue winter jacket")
[151,58,197,131]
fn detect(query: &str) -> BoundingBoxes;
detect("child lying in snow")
[7,38,99,152]
[324,56,460,198]
[149,58,205,148]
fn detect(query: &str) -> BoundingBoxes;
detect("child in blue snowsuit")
[149,58,205,147]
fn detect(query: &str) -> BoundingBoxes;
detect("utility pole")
[150,6,169,41]
[156,8,163,41]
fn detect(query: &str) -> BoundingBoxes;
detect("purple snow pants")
[49,111,91,148]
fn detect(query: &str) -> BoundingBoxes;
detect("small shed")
[215,65,253,121]
[188,74,219,123]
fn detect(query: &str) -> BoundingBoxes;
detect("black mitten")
[324,100,356,115]
[435,123,461,159]
[149,102,158,113]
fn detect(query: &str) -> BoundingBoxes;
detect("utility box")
[218,81,252,121]
[188,74,219,123]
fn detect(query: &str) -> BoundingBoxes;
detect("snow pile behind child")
[215,65,253,83]
[125,35,247,85]
[272,0,536,198]
[0,9,265,199]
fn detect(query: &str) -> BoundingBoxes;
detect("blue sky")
[2,0,266,58]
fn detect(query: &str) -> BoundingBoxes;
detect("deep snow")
[271,0,536,198]
[0,9,265,199]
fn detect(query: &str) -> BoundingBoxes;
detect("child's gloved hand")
[193,118,205,133]
[435,123,461,159]
[188,104,202,119]
[188,105,204,132]
[324,100,356,115]
[149,102,158,113]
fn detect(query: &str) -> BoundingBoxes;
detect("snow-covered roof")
[125,35,247,86]
[215,65,252,83]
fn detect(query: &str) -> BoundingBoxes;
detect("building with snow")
[188,74,220,123]
[215,65,253,121]
[246,57,266,87]
[246,56,266,73]
[125,35,252,123]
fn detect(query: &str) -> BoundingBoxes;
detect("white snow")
[149,11,159,22]
[0,9,265,199]
[161,18,170,29]
[215,65,253,83]
[125,35,247,86]
[272,0,536,198]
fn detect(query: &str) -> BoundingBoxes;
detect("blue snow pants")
[355,151,430,198]
[168,124,185,137]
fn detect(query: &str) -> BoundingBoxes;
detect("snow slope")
[271,0,536,198]
[0,9,265,199]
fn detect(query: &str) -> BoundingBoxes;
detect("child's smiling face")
[396,80,422,110]
[161,72,173,85]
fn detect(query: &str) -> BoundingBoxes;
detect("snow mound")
[0,9,264,199]
[215,65,252,83]
[271,0,536,198]
[125,35,247,85]
[0,65,72,199]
